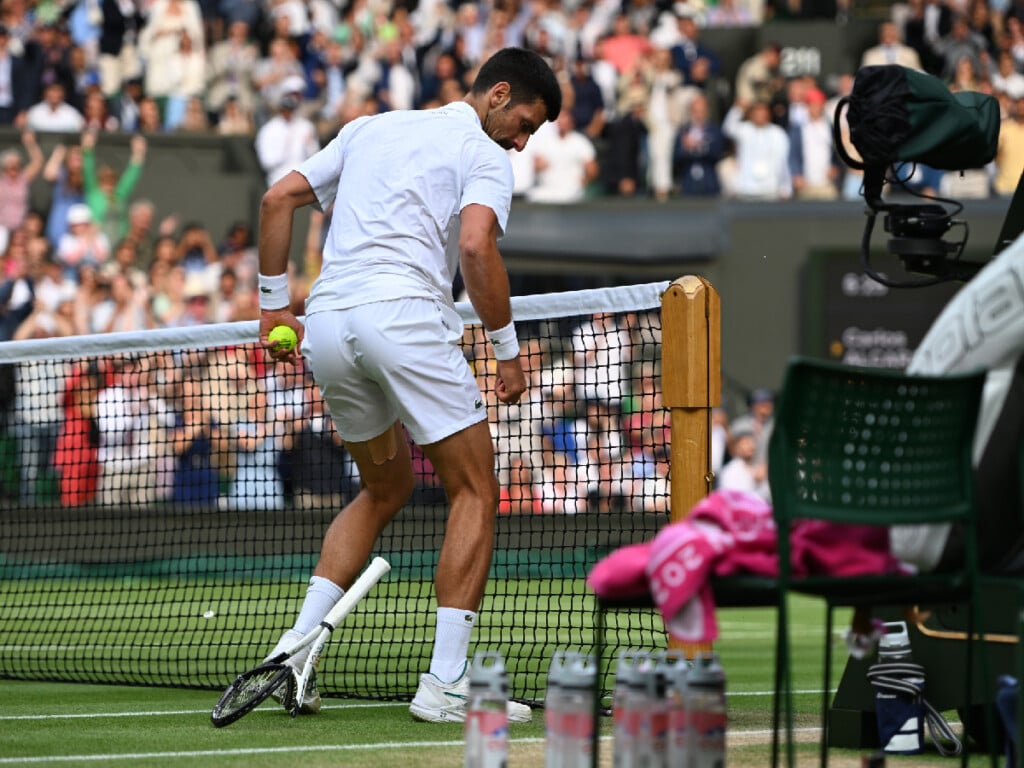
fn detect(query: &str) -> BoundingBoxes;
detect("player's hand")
[259,308,304,365]
[494,357,527,405]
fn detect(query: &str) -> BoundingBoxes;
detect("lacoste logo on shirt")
[474,399,483,409]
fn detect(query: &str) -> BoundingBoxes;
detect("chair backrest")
[767,357,986,533]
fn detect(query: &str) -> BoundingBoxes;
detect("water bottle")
[687,652,726,768]
[558,653,597,768]
[613,650,648,768]
[636,653,667,767]
[657,650,691,768]
[878,621,912,663]
[546,651,571,767]
[465,651,509,768]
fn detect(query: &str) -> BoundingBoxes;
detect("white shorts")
[303,298,487,445]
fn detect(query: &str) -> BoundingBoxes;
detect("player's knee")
[365,472,414,510]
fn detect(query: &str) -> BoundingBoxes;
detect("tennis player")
[255,47,561,723]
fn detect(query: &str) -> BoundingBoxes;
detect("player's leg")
[313,421,413,588]
[408,422,531,723]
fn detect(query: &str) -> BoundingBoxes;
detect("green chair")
[590,357,991,768]
[769,357,989,768]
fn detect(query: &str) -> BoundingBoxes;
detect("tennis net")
[0,282,671,704]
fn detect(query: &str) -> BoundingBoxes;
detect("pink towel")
[586,490,904,643]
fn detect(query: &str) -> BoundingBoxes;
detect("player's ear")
[489,81,511,109]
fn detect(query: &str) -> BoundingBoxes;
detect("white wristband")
[487,322,519,361]
[258,272,289,310]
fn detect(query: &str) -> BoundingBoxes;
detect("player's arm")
[258,170,317,362]
[459,202,526,405]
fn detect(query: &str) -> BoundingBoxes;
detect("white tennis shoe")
[409,665,532,723]
[265,644,322,715]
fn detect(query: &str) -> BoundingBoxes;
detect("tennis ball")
[268,325,298,352]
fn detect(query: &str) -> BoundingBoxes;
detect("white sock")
[270,576,345,657]
[429,607,476,683]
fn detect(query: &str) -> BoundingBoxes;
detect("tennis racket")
[211,556,391,727]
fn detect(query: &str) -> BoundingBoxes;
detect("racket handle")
[321,556,391,629]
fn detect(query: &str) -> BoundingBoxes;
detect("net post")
[661,276,721,657]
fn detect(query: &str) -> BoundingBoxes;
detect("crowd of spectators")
[1,0,1021,511]
[2,295,772,515]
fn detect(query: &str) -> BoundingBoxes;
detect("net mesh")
[0,282,671,703]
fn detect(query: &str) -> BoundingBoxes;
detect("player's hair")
[470,47,562,123]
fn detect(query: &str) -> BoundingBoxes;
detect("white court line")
[0,731,829,764]
[0,689,833,723]
[0,701,409,721]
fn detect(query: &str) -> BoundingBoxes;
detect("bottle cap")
[615,649,648,689]
[654,649,691,693]
[687,651,725,688]
[469,650,508,695]
[560,653,597,689]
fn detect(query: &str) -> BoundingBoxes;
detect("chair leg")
[822,603,834,768]
[773,591,793,768]
[592,601,604,768]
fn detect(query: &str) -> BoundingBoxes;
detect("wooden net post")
[660,276,721,657]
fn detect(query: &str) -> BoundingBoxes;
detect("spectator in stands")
[81,130,146,245]
[163,31,207,130]
[216,94,255,135]
[98,0,144,100]
[252,36,305,122]
[110,77,144,132]
[673,91,725,196]
[538,449,588,514]
[934,14,988,81]
[604,74,648,197]
[597,13,652,76]
[281,379,357,510]
[861,21,924,70]
[169,272,213,327]
[23,75,85,133]
[53,359,103,507]
[734,42,782,108]
[577,397,626,513]
[42,142,85,247]
[670,10,722,88]
[82,87,119,131]
[617,406,670,514]
[717,424,771,501]
[995,95,1024,196]
[205,19,259,122]
[122,199,160,267]
[992,50,1024,99]
[525,109,598,203]
[571,310,631,409]
[722,100,792,200]
[706,0,757,27]
[498,455,541,514]
[949,53,985,92]
[169,365,225,506]
[730,387,775,465]
[567,56,606,141]
[220,380,285,510]
[95,355,158,506]
[0,131,43,234]
[138,0,205,106]
[57,204,110,280]
[902,0,953,76]
[137,96,164,132]
[91,270,152,332]
[788,86,839,200]
[0,24,35,125]
[645,46,686,201]
[13,354,68,502]
[106,236,147,288]
[177,95,210,132]
[255,74,319,186]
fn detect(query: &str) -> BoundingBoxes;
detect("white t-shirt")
[299,101,513,313]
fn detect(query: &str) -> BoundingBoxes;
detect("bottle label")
[691,708,726,768]
[465,710,508,768]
